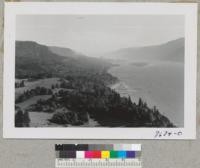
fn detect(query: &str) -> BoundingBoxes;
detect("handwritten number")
[154,130,182,138]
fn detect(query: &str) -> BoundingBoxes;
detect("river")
[109,60,184,127]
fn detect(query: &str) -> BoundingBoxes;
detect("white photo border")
[3,2,197,139]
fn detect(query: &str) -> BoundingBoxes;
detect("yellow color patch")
[101,151,110,158]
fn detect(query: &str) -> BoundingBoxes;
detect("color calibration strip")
[55,144,141,159]
[57,150,141,159]
[55,144,142,168]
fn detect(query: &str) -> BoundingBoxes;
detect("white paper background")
[3,2,197,139]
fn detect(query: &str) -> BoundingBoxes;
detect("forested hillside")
[15,41,174,127]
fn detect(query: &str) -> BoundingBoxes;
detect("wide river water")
[108,60,184,127]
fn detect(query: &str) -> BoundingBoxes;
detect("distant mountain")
[49,45,111,72]
[106,38,184,62]
[15,41,112,79]
[49,46,79,59]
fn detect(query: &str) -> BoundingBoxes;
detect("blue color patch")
[118,151,126,158]
[126,151,135,158]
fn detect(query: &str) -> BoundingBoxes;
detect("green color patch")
[110,151,118,158]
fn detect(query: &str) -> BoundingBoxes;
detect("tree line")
[15,86,53,103]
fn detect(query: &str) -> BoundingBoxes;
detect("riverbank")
[108,60,184,127]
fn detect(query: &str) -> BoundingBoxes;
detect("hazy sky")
[16,15,184,57]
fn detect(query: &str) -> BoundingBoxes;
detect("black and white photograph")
[3,3,197,139]
[15,14,184,128]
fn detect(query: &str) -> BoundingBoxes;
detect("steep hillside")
[106,38,184,62]
[16,41,113,79]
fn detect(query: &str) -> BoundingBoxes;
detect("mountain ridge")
[15,41,112,79]
[105,38,184,62]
